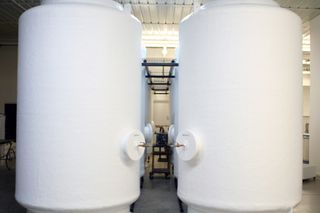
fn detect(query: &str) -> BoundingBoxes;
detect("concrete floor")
[294,178,320,213]
[0,169,23,213]
[134,176,185,213]
[0,166,319,213]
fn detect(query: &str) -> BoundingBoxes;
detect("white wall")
[303,86,310,117]
[141,72,151,127]
[0,46,16,167]
[302,67,311,133]
[303,86,310,130]
[147,47,176,60]
[146,47,176,131]
[0,46,17,114]
[151,94,171,128]
[310,15,320,174]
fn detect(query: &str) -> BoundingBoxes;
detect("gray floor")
[0,168,23,213]
[294,178,320,213]
[134,176,184,213]
[0,166,319,213]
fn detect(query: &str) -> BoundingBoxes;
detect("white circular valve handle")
[150,121,156,133]
[122,130,146,161]
[144,123,153,144]
[176,130,201,161]
[168,125,175,143]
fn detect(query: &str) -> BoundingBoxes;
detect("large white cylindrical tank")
[177,0,302,213]
[16,1,143,213]
[140,46,148,177]
[170,50,180,177]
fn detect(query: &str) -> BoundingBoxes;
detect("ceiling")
[0,0,319,48]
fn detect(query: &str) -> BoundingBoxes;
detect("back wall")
[0,46,17,114]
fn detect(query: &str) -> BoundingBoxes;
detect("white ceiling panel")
[131,5,143,21]
[158,5,167,23]
[149,5,159,23]
[173,6,183,23]
[165,5,175,24]
[141,5,152,23]
[181,6,193,20]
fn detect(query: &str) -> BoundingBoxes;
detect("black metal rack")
[149,132,171,179]
[149,144,171,179]
[142,59,178,94]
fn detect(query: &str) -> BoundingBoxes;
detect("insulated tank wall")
[170,54,179,177]
[177,0,302,212]
[140,46,147,178]
[16,1,142,213]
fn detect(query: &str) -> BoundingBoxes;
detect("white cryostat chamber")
[16,0,145,213]
[176,0,302,213]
